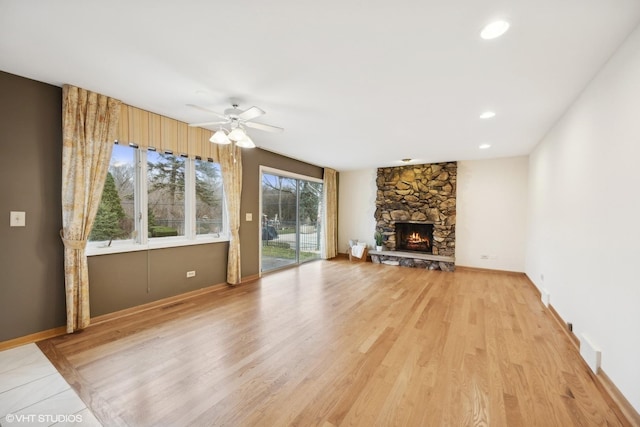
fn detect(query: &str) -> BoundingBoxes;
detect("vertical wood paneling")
[176,122,188,155]
[116,105,129,144]
[116,105,218,159]
[201,130,215,161]
[160,116,178,154]
[185,126,199,157]
[148,112,162,149]
[128,108,150,148]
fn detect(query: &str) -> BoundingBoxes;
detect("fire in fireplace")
[395,221,434,253]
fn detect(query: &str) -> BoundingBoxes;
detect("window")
[147,151,186,238]
[194,159,224,236]
[89,144,135,244]
[88,144,226,254]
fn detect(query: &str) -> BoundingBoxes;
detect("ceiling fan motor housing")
[224,105,243,119]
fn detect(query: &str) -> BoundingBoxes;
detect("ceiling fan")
[187,103,283,148]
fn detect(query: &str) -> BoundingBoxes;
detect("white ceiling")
[1,1,639,171]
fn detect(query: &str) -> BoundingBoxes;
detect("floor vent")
[579,333,601,373]
[541,288,550,307]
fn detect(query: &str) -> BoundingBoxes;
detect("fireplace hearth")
[395,221,433,253]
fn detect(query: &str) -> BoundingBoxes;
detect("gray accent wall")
[0,71,65,341]
[88,243,229,316]
[0,70,326,342]
[240,148,324,278]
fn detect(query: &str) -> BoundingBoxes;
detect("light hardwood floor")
[39,260,626,426]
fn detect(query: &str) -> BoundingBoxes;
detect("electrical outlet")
[186,271,196,278]
[567,322,573,332]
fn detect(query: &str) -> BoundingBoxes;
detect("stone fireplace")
[372,162,456,271]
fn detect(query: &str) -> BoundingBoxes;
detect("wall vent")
[579,333,602,373]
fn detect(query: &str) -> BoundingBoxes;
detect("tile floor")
[0,344,100,426]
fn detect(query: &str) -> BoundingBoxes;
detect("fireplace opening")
[395,221,433,253]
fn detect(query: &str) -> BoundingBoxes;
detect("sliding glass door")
[261,168,323,273]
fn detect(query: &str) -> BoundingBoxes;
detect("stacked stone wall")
[375,162,456,257]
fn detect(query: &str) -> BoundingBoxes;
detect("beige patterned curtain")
[61,85,121,333]
[322,168,338,259]
[216,144,243,284]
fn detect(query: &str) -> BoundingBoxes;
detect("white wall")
[337,169,377,253]
[526,25,640,412]
[456,157,528,271]
[337,160,528,271]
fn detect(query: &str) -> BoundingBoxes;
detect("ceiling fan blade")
[188,120,229,127]
[245,121,284,133]
[186,104,228,120]
[238,106,265,121]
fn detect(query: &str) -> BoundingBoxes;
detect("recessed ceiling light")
[481,20,510,40]
[480,111,496,119]
[479,144,492,150]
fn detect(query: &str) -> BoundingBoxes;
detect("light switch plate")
[245,213,253,222]
[10,211,26,227]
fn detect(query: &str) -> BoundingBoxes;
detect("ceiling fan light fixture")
[210,129,231,145]
[480,20,510,40]
[235,135,256,148]
[227,126,246,141]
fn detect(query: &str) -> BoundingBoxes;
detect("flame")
[407,232,430,245]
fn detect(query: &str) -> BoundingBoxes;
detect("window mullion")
[296,179,301,264]
[137,149,148,245]
[185,158,196,239]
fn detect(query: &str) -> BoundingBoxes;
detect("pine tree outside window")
[89,144,135,246]
[147,151,186,238]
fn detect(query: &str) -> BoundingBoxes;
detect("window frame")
[259,166,323,273]
[87,145,228,256]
